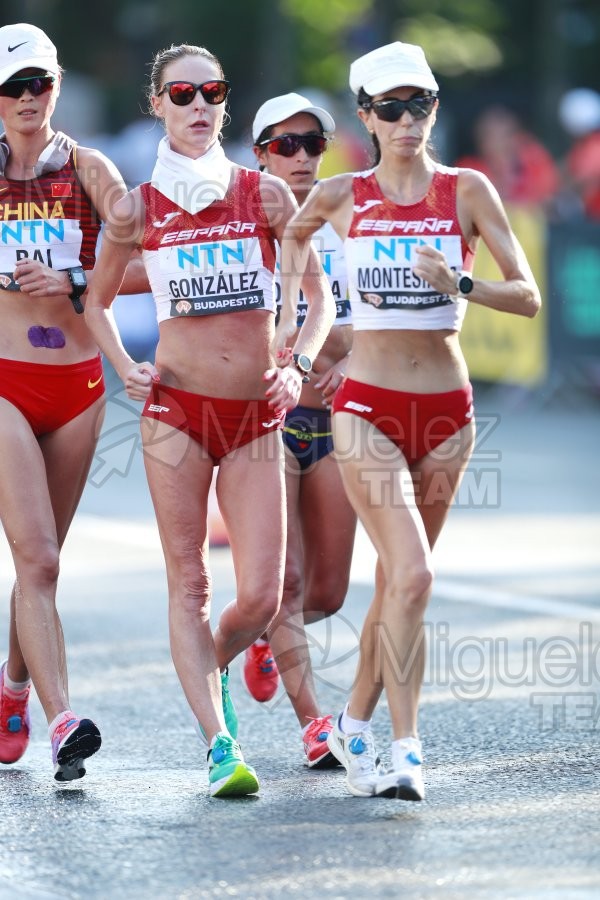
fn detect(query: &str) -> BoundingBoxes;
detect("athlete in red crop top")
[0,23,148,784]
[84,44,335,797]
[277,41,541,801]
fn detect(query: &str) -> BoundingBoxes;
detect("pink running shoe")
[242,643,279,702]
[0,661,31,764]
[303,715,340,769]
[51,712,101,782]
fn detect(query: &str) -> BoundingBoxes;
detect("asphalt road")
[0,375,599,899]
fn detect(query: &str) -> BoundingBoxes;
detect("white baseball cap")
[350,41,438,96]
[0,23,59,85]
[252,92,335,143]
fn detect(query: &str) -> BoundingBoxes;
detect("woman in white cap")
[277,41,541,800]
[0,23,146,782]
[242,93,356,768]
[84,45,335,797]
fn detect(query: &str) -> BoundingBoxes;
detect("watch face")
[458,275,473,295]
[71,271,86,287]
[297,354,312,372]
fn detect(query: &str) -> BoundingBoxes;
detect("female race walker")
[0,23,147,782]
[243,93,356,769]
[84,44,335,798]
[277,41,541,801]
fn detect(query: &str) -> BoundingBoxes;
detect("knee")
[388,562,433,615]
[305,576,349,618]
[13,538,60,590]
[237,575,282,631]
[281,561,303,612]
[169,559,212,622]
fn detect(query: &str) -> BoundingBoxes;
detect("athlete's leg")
[141,417,226,744]
[300,452,357,623]
[213,431,285,667]
[332,412,434,739]
[0,396,104,721]
[335,414,476,738]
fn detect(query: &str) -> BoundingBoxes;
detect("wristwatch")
[66,266,87,314]
[455,272,474,298]
[292,353,312,383]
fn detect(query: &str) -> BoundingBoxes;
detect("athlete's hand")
[315,356,348,407]
[13,259,72,297]
[413,244,458,296]
[122,362,159,402]
[263,365,302,414]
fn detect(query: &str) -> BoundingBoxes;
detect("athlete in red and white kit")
[0,23,147,783]
[243,93,356,769]
[85,44,335,797]
[277,41,541,800]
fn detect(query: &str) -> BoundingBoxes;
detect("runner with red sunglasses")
[0,23,147,783]
[277,42,541,801]
[84,48,335,797]
[245,93,356,769]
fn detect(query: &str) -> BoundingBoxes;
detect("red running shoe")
[0,660,31,764]
[242,643,279,702]
[303,715,340,769]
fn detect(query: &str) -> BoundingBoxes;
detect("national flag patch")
[52,183,72,198]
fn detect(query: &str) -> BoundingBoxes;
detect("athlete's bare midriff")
[154,308,276,399]
[0,292,99,363]
[348,328,469,394]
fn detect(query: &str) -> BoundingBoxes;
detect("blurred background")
[1,0,600,393]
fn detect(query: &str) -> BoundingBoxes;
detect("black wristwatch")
[456,272,474,297]
[66,266,87,314]
[292,353,312,383]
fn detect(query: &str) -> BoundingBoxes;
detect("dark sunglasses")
[363,94,437,122]
[257,132,328,157]
[0,74,56,99]
[158,79,230,106]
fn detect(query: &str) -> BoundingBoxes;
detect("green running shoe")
[196,668,238,745]
[208,732,259,798]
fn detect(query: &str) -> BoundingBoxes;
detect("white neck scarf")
[150,136,232,213]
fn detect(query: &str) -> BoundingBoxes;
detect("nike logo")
[353,200,383,214]
[465,404,474,420]
[8,42,28,52]
[87,376,103,389]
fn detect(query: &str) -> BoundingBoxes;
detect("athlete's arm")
[84,189,157,400]
[262,174,337,361]
[413,169,541,318]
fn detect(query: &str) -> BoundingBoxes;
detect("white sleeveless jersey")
[345,166,474,331]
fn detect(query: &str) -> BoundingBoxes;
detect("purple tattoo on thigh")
[28,325,66,349]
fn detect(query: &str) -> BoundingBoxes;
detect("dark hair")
[147,43,225,116]
[357,87,381,165]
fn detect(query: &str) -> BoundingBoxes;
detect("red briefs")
[141,383,285,463]
[0,355,104,437]
[332,377,474,466]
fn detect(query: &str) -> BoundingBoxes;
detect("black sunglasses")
[257,132,328,158]
[158,80,230,106]
[0,74,56,99]
[363,94,437,122]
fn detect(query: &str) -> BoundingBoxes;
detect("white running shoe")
[374,737,424,801]
[327,713,381,797]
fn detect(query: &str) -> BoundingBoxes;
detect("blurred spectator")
[558,87,600,220]
[455,105,560,209]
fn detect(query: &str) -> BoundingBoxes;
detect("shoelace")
[211,734,239,764]
[349,730,379,774]
[1,688,29,732]
[304,714,333,744]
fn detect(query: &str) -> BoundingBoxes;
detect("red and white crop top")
[345,166,474,331]
[141,168,277,323]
